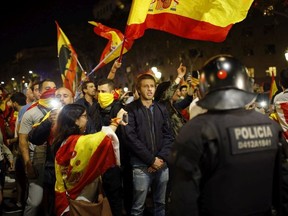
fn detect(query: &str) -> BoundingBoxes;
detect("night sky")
[0,0,96,64]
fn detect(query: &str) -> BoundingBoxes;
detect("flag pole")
[73,54,85,72]
[118,36,126,63]
[72,54,85,85]
[72,54,88,100]
[87,40,124,77]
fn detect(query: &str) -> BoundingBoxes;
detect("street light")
[154,71,162,79]
[285,48,288,62]
[151,67,162,79]
[151,67,158,73]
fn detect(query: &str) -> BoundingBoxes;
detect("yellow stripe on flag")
[126,1,151,25]
[127,0,253,27]
[126,0,254,42]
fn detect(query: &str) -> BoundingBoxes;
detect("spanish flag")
[126,0,254,42]
[54,128,119,216]
[88,21,133,69]
[269,70,278,101]
[56,21,85,95]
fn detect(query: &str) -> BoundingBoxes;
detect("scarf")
[98,92,114,108]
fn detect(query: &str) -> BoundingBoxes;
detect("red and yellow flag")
[56,21,86,95]
[269,71,278,101]
[88,21,133,69]
[54,132,117,216]
[125,0,254,42]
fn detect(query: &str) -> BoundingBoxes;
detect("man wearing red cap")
[18,79,56,216]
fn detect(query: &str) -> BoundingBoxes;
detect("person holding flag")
[107,59,122,80]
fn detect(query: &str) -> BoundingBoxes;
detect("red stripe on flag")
[279,102,288,140]
[126,13,232,42]
[55,135,116,216]
[280,103,288,124]
[68,135,116,197]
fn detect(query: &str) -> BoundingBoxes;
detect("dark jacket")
[155,81,192,137]
[98,100,124,128]
[170,108,285,216]
[124,99,174,167]
[97,100,128,166]
[75,97,100,133]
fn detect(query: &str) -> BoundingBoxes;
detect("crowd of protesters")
[0,55,287,216]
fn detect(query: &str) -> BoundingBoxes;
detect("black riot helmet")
[197,55,256,110]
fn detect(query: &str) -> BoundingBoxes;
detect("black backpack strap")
[37,105,49,116]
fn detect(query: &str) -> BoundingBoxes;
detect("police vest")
[199,109,281,216]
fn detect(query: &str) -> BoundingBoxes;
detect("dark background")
[0,0,102,64]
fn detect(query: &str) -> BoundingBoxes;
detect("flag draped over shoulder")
[88,21,133,69]
[54,131,118,216]
[275,102,288,139]
[125,0,254,42]
[56,21,85,95]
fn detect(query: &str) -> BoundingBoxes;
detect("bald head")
[55,87,74,106]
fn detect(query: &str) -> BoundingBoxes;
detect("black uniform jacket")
[170,108,285,216]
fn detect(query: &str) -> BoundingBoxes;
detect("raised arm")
[107,59,122,80]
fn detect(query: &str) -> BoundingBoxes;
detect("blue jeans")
[131,167,169,216]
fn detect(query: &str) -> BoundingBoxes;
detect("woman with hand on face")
[52,103,127,216]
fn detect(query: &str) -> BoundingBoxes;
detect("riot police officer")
[169,55,286,216]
